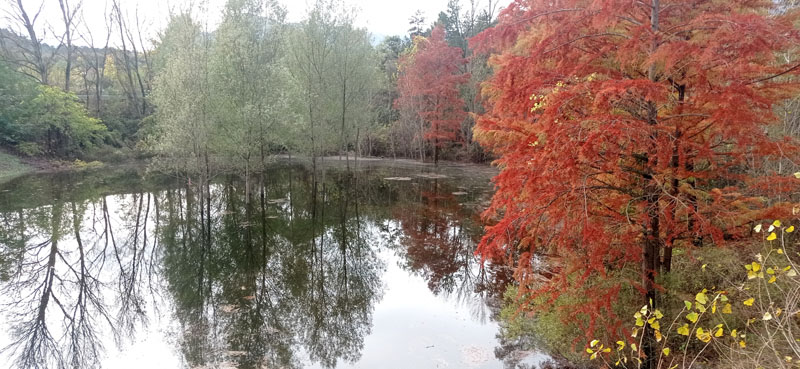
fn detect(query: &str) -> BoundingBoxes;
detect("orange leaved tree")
[396,24,469,165]
[471,0,800,357]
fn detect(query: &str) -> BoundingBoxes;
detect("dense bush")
[0,61,107,158]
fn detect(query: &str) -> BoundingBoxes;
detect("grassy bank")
[0,150,33,182]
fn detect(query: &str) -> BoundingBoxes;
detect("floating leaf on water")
[220,304,239,313]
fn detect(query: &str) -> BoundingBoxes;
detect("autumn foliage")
[470,0,800,345]
[396,25,469,164]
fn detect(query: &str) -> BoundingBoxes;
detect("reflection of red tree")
[394,183,484,295]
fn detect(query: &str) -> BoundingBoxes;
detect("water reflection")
[0,162,515,369]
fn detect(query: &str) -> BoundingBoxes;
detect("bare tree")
[77,6,112,114]
[57,0,82,91]
[1,0,64,84]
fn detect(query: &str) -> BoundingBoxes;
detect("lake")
[0,159,547,369]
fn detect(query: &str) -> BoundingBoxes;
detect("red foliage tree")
[396,25,469,164]
[471,0,800,350]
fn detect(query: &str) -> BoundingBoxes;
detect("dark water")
[0,160,547,369]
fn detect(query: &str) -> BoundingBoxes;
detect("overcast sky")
[1,0,487,47]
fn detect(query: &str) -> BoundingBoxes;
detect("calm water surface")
[0,160,547,368]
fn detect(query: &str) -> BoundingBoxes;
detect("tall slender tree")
[396,25,468,165]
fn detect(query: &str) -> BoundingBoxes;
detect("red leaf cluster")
[471,0,800,340]
[396,25,470,151]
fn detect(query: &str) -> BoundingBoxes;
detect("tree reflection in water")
[0,163,512,369]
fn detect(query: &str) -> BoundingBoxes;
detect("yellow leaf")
[602,348,611,353]
[739,340,746,348]
[763,312,773,321]
[767,267,775,275]
[696,327,712,343]
[701,263,707,271]
[590,339,599,347]
[677,324,690,336]
[655,330,662,342]
[695,291,708,304]
[586,348,594,354]
[778,248,784,255]
[714,327,723,337]
[751,262,761,272]
[722,303,732,314]
[787,225,795,233]
[773,220,782,227]
[590,352,598,360]
[743,298,755,306]
[767,232,777,241]
[769,276,777,284]
[684,301,692,310]
[788,268,797,277]
[731,329,737,338]
[662,348,671,357]
[754,224,763,233]
[654,309,663,319]
[631,343,637,352]
[616,341,625,351]
[650,321,660,330]
[686,312,699,323]
[711,301,717,314]
[794,172,800,179]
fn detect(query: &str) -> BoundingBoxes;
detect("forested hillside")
[0,0,497,168]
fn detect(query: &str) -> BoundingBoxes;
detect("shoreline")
[0,152,497,183]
